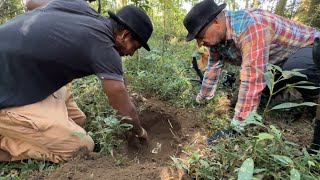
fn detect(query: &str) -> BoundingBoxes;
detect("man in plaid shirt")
[183,0,320,148]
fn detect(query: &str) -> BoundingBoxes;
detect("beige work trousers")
[0,87,94,163]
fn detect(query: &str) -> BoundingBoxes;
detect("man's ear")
[213,17,220,25]
[121,30,132,40]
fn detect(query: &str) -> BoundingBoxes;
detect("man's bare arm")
[101,79,143,136]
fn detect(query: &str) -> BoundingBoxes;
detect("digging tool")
[222,72,236,88]
[309,37,320,153]
[189,53,204,84]
[189,53,237,86]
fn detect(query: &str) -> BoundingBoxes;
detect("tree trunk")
[245,0,249,8]
[274,0,288,16]
[231,0,236,10]
[289,0,297,19]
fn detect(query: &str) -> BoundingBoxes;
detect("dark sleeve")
[90,43,123,81]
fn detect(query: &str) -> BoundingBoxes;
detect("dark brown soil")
[44,98,202,180]
[37,94,315,180]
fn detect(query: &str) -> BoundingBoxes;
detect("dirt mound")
[46,157,162,180]
[44,99,203,180]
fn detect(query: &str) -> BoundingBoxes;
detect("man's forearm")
[102,80,143,135]
[114,98,142,135]
[199,60,222,98]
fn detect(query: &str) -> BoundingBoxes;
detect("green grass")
[0,159,56,179]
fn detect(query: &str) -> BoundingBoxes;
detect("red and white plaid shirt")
[198,9,320,120]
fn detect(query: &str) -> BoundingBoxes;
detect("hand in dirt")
[128,128,149,149]
[137,128,149,147]
[192,94,206,105]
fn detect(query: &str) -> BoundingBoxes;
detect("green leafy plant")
[254,63,318,116]
[87,115,132,156]
[172,112,320,179]
[0,159,55,179]
[71,76,132,155]
[123,44,198,106]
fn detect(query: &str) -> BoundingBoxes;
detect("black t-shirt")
[0,0,123,109]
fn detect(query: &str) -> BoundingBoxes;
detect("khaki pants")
[0,87,94,163]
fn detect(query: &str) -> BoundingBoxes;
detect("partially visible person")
[193,47,209,72]
[183,0,320,148]
[25,0,51,10]
[0,0,153,162]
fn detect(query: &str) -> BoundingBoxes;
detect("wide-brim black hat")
[108,6,153,51]
[183,0,226,42]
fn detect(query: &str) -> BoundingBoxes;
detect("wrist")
[132,125,143,135]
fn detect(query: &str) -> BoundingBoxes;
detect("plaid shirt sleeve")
[198,47,223,100]
[235,23,273,120]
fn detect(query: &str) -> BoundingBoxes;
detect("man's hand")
[195,93,215,104]
[136,127,149,145]
[121,118,149,147]
[195,93,205,103]
[127,127,149,149]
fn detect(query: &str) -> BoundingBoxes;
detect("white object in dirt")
[151,142,162,154]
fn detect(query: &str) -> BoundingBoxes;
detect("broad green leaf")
[289,71,307,78]
[282,71,307,79]
[271,155,293,165]
[290,168,300,180]
[291,68,305,72]
[282,71,293,79]
[272,64,283,72]
[266,63,274,71]
[271,102,318,110]
[292,86,320,90]
[244,110,264,126]
[255,133,274,141]
[302,148,311,158]
[292,81,314,85]
[264,71,274,91]
[237,158,254,180]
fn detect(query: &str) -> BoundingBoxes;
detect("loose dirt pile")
[43,99,204,180]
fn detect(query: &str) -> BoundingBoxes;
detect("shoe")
[206,127,240,145]
[307,119,320,154]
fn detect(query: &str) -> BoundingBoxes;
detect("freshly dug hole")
[128,110,182,164]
